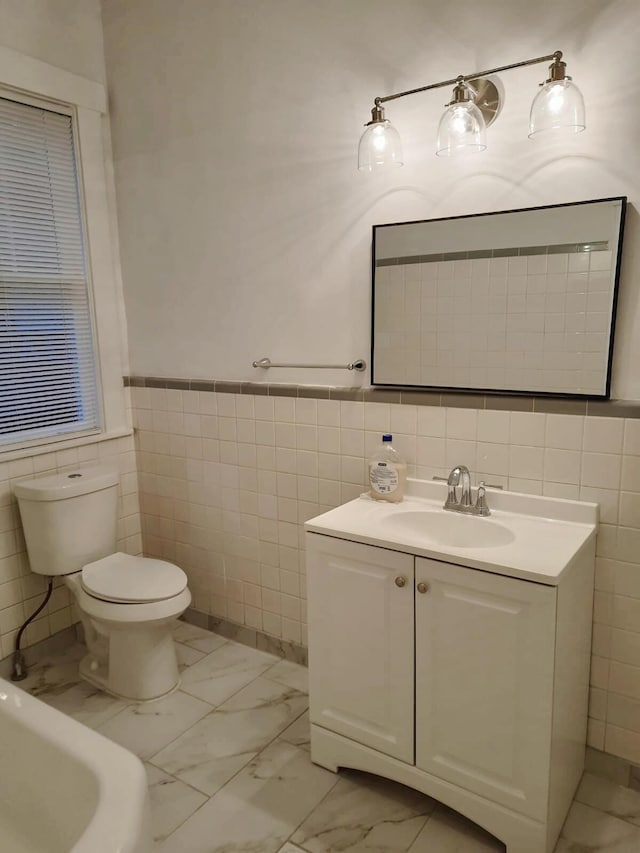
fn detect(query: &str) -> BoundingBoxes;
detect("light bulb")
[436,100,487,157]
[358,119,404,171]
[529,76,585,137]
[548,83,568,114]
[372,125,390,152]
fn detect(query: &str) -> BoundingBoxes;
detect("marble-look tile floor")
[19,624,640,852]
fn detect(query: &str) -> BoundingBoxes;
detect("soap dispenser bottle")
[368,434,407,502]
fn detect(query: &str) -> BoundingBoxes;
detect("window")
[0,94,100,447]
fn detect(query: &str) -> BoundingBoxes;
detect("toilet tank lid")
[14,465,119,502]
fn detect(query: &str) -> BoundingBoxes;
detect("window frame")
[0,48,131,459]
[0,89,104,450]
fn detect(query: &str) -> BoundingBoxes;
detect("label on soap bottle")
[369,461,399,494]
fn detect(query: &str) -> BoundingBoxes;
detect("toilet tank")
[14,466,120,576]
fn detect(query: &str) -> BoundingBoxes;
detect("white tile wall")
[133,387,640,766]
[375,252,614,394]
[0,433,141,660]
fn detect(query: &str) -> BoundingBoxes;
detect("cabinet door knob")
[417,581,429,594]
[395,576,407,588]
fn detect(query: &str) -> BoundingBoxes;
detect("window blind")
[0,96,99,447]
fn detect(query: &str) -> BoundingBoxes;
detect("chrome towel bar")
[252,357,366,372]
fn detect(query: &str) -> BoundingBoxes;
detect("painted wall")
[103,0,640,398]
[0,1,140,659]
[0,0,107,84]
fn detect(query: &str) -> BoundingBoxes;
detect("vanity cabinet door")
[306,533,415,763]
[414,557,556,821]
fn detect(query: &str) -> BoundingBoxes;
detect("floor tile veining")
[18,624,640,852]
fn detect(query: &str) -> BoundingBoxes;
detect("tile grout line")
[144,641,304,776]
[100,638,259,763]
[281,766,437,853]
[144,646,295,842]
[148,771,213,845]
[403,809,438,853]
[156,700,316,846]
[144,759,210,801]
[275,735,342,853]
[143,761,209,846]
[153,651,316,845]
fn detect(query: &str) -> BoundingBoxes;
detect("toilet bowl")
[14,466,191,702]
[68,553,191,701]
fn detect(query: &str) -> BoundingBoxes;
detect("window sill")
[0,428,134,463]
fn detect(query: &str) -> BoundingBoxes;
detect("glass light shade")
[436,101,487,157]
[528,79,585,138]
[357,120,403,171]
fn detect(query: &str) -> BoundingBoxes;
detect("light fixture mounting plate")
[467,76,502,127]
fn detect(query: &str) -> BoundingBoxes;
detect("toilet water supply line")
[11,577,54,681]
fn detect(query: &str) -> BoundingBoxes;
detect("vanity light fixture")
[436,79,488,157]
[357,102,404,171]
[358,50,585,170]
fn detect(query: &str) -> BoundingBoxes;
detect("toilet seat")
[66,573,191,625]
[69,578,192,625]
[82,553,187,604]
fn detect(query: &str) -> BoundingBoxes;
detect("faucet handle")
[474,481,491,516]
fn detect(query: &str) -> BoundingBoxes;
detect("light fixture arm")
[373,50,563,107]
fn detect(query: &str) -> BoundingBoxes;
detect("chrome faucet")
[444,465,491,516]
[446,465,472,508]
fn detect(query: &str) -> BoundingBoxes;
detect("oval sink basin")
[382,510,515,549]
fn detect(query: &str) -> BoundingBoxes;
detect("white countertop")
[304,479,598,585]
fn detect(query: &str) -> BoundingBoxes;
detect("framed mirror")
[372,197,626,398]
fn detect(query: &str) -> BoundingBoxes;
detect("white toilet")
[15,465,191,702]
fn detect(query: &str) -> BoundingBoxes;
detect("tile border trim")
[125,376,640,418]
[181,608,308,666]
[376,240,609,267]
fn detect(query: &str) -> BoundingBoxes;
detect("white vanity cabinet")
[307,536,415,763]
[414,557,556,821]
[306,516,595,853]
